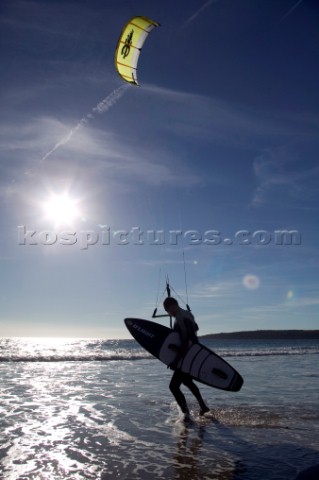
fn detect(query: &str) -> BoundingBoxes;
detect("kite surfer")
[163,297,210,420]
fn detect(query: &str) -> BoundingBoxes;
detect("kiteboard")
[124,318,243,392]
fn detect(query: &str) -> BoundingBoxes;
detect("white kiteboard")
[124,318,243,392]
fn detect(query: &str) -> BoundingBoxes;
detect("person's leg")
[169,371,189,414]
[182,374,209,415]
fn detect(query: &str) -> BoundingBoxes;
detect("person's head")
[163,297,179,317]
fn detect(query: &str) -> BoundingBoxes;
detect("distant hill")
[200,330,319,340]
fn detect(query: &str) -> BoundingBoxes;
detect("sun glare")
[43,193,80,226]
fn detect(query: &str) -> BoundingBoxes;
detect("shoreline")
[200,330,319,340]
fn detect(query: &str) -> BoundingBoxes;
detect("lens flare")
[287,290,294,300]
[243,274,260,290]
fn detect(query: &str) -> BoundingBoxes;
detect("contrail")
[281,0,303,22]
[182,0,218,28]
[41,84,130,162]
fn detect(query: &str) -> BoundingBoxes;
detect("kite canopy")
[115,16,160,86]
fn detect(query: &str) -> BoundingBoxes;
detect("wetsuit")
[169,308,208,414]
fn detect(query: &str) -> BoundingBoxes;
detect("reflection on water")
[0,339,318,479]
[0,337,150,362]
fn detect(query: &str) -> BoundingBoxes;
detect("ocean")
[0,336,318,480]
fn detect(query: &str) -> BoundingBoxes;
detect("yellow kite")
[115,16,160,86]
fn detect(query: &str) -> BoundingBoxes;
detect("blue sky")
[1,0,319,338]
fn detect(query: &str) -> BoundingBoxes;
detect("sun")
[43,193,80,227]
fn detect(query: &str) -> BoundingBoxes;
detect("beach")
[0,337,318,479]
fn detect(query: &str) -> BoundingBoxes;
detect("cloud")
[48,124,202,188]
[241,294,319,319]
[191,272,319,331]
[142,84,316,149]
[0,0,109,40]
[41,85,130,162]
[2,82,318,207]
[252,147,295,207]
[0,110,202,209]
[190,278,243,301]
[251,146,319,207]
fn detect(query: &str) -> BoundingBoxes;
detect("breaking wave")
[0,345,318,363]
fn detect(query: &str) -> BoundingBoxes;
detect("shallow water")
[0,338,318,479]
